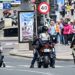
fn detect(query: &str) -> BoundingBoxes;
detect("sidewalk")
[9,43,73,61]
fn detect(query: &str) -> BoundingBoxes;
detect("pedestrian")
[61,5,66,17]
[0,44,5,67]
[70,36,75,64]
[68,21,73,44]
[68,0,72,5]
[48,20,57,43]
[63,21,71,45]
[71,3,74,16]
[72,20,75,37]
[66,3,71,16]
[59,19,64,44]
[55,21,61,43]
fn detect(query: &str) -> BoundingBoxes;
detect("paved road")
[0,49,75,75]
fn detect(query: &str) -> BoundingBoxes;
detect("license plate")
[44,49,50,52]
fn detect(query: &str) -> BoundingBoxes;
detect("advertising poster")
[18,11,34,43]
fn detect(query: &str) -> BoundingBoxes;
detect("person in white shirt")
[39,26,50,43]
[39,26,56,68]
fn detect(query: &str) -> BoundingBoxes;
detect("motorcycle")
[37,42,56,68]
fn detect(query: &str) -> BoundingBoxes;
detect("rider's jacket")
[32,37,43,50]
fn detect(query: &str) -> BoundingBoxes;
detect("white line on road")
[4,64,65,69]
[19,65,64,68]
[1,68,52,75]
[6,65,15,68]
[3,64,75,69]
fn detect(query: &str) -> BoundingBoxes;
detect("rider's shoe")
[3,63,6,67]
[51,65,55,68]
[30,65,34,68]
[50,64,55,68]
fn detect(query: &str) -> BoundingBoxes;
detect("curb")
[9,53,73,61]
[10,53,33,58]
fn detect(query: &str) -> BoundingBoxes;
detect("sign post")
[37,2,50,27]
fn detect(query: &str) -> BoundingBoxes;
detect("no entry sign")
[38,2,50,14]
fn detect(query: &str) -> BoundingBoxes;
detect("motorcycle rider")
[39,26,56,68]
[30,26,50,68]
[30,26,56,68]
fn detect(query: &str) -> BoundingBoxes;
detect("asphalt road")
[0,48,75,75]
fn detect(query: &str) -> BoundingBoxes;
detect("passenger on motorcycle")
[39,26,56,68]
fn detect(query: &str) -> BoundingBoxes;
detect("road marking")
[1,68,52,75]
[19,65,30,68]
[62,65,75,68]
[6,65,15,68]
[55,65,64,68]
[4,64,75,69]
[19,65,64,68]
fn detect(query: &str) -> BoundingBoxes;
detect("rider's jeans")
[31,49,38,65]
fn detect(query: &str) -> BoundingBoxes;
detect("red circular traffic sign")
[38,2,50,14]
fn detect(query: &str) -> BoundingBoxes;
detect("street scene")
[0,0,75,75]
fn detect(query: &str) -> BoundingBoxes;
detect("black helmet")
[42,26,48,32]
